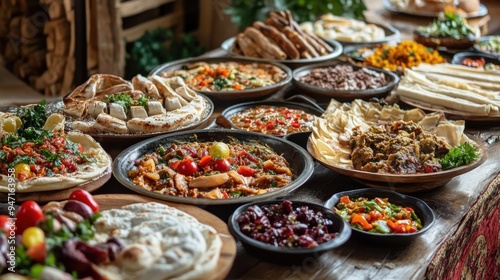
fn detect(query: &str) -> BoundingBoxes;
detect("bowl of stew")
[228,200,351,264]
[150,57,292,101]
[218,97,324,147]
[325,188,435,245]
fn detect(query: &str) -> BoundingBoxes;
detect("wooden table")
[93,82,499,279]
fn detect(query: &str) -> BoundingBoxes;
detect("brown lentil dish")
[228,105,315,136]
[128,140,294,199]
[348,120,451,174]
[299,64,388,91]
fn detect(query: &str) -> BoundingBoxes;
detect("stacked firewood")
[0,0,78,97]
[35,0,74,96]
[0,0,47,88]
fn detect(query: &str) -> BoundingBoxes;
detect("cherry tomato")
[209,142,230,159]
[212,159,231,172]
[15,201,44,235]
[22,227,45,248]
[177,159,198,176]
[0,215,12,235]
[237,166,255,177]
[69,189,99,213]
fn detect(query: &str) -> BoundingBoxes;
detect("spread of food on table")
[158,61,287,91]
[300,14,387,43]
[227,105,316,136]
[2,4,499,277]
[0,190,222,279]
[128,140,294,199]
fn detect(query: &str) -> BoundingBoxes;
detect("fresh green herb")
[440,142,479,170]
[213,78,229,91]
[231,191,242,197]
[16,100,47,130]
[271,181,278,188]
[106,93,134,113]
[156,146,166,156]
[8,154,36,168]
[137,95,150,107]
[0,151,5,161]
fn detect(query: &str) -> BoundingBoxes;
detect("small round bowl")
[473,35,500,57]
[324,188,435,245]
[228,200,351,264]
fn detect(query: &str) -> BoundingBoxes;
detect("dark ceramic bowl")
[292,60,399,100]
[473,35,500,57]
[451,51,500,68]
[113,129,314,205]
[217,96,324,148]
[149,57,292,101]
[228,200,351,264]
[324,188,435,245]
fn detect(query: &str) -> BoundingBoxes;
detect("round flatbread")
[0,132,111,193]
[92,202,222,280]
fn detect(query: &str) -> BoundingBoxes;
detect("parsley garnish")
[8,155,36,168]
[106,93,134,113]
[213,78,229,91]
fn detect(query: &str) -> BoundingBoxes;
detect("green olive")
[209,142,230,159]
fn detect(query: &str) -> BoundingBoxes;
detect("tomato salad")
[228,105,315,136]
[128,140,294,199]
[0,131,96,182]
[160,61,287,91]
[333,196,423,234]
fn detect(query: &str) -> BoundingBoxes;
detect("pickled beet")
[237,201,338,248]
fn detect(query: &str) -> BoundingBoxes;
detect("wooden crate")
[91,0,184,77]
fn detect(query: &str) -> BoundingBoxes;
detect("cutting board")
[93,194,237,280]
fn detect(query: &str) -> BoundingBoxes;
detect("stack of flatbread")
[396,63,500,116]
[310,99,471,168]
[92,202,222,280]
[63,74,208,134]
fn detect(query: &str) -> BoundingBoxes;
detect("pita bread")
[63,74,208,135]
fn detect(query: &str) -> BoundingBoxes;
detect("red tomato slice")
[237,166,255,177]
[0,215,11,235]
[15,201,44,235]
[69,189,99,213]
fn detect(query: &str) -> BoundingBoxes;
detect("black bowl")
[451,51,500,68]
[228,200,351,264]
[292,60,399,100]
[324,188,435,245]
[113,129,314,205]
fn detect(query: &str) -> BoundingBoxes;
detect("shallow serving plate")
[228,200,351,264]
[221,37,343,69]
[324,188,435,244]
[47,93,214,141]
[307,138,487,193]
[150,57,292,101]
[113,129,314,205]
[383,0,488,18]
[292,61,400,100]
[321,22,400,46]
[451,51,500,67]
